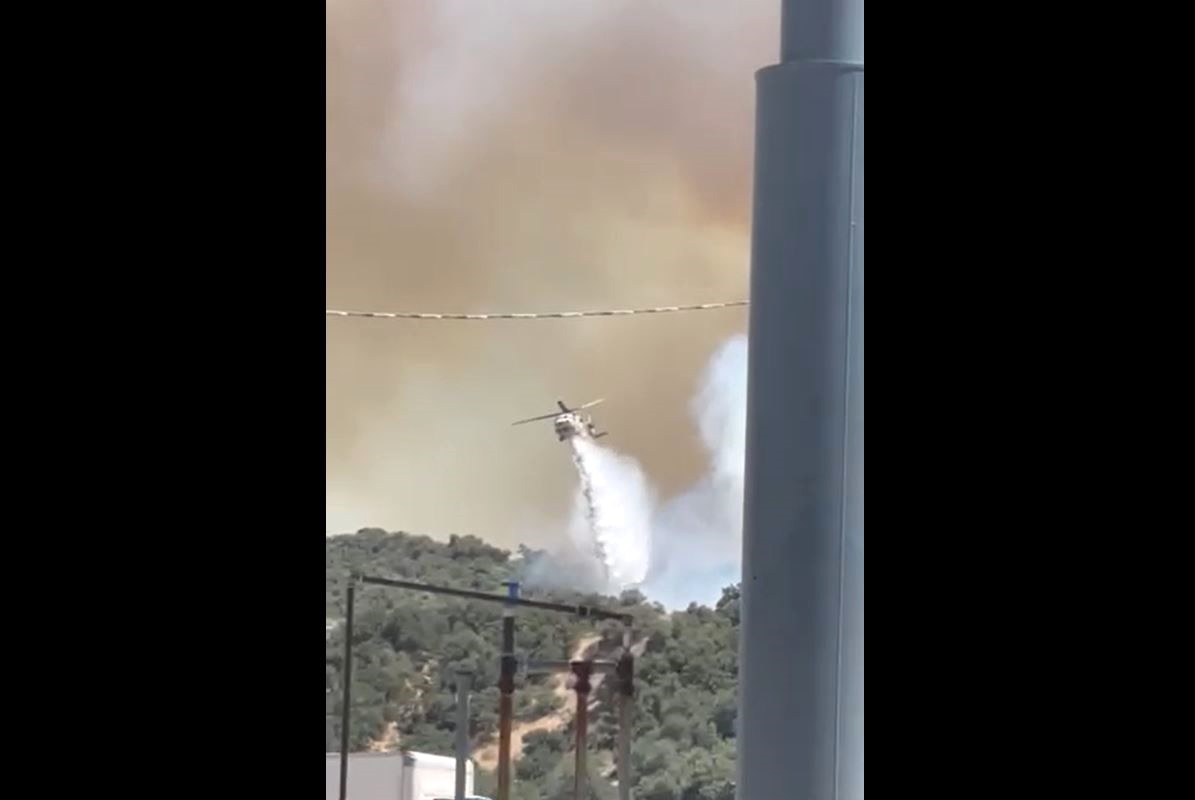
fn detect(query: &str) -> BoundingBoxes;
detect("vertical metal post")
[739,2,864,800]
[616,626,633,800]
[571,661,593,800]
[497,582,519,800]
[339,581,355,800]
[454,671,472,800]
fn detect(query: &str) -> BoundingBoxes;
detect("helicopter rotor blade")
[577,398,605,410]
[512,411,561,426]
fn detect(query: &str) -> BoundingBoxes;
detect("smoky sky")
[326,0,778,545]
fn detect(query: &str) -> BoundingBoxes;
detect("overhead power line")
[325,300,748,321]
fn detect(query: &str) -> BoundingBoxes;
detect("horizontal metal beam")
[356,574,634,624]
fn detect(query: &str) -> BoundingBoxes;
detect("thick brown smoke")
[326,0,777,544]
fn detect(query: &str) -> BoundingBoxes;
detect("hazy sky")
[326,0,778,547]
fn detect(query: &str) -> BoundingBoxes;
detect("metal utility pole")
[497,581,519,800]
[570,661,594,800]
[524,657,624,800]
[347,575,634,800]
[339,581,355,800]
[454,671,472,800]
[739,1,864,799]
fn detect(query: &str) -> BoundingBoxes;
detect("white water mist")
[559,335,748,606]
[643,334,747,607]
[567,437,654,591]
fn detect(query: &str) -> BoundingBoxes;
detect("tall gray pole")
[738,1,863,799]
[454,671,472,800]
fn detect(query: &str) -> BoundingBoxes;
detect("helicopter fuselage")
[512,398,607,441]
[553,413,592,441]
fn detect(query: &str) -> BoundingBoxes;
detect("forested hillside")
[326,529,739,800]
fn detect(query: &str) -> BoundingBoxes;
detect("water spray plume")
[567,438,653,592]
[567,445,610,586]
[573,336,748,606]
[517,336,747,605]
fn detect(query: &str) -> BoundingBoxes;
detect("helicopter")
[512,399,608,442]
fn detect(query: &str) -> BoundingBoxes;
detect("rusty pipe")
[571,661,593,800]
[497,582,519,800]
[616,649,634,800]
